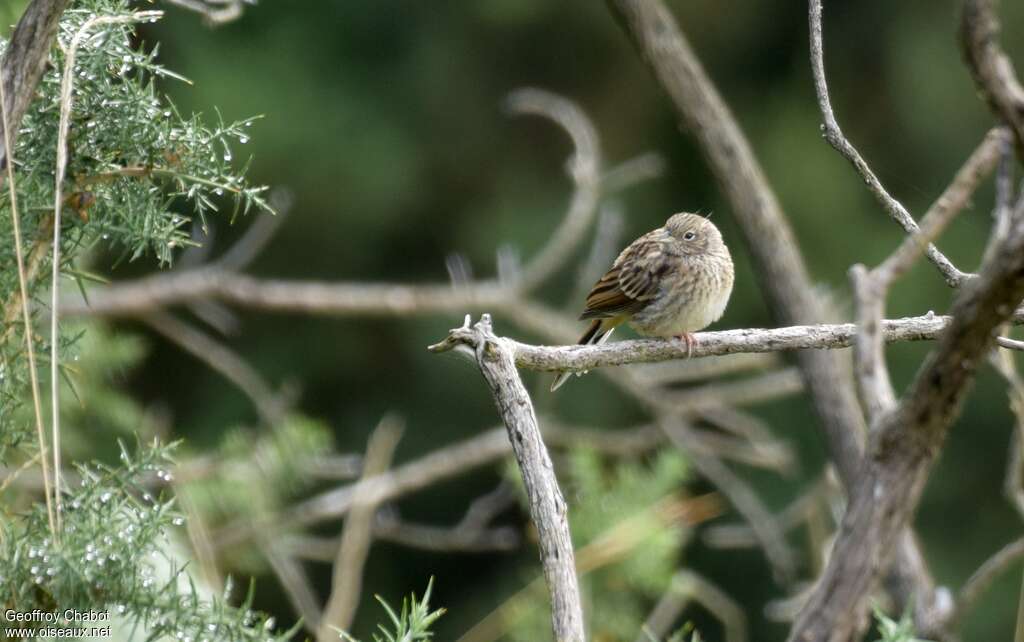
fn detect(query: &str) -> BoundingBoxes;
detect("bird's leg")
[673,332,696,359]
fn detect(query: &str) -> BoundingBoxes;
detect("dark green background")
[11,1,1024,640]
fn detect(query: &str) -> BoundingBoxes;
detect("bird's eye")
[683,231,697,241]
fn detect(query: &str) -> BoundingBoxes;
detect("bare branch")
[876,128,1007,289]
[455,312,954,375]
[606,0,868,493]
[810,0,971,287]
[163,0,249,26]
[988,341,1024,521]
[1,45,54,537]
[851,129,1007,423]
[209,192,291,273]
[175,484,222,592]
[431,314,584,642]
[948,537,1024,628]
[261,541,323,633]
[636,570,748,642]
[961,0,1024,159]
[505,88,601,294]
[0,0,73,169]
[318,415,404,640]
[662,418,796,583]
[141,311,285,424]
[458,493,723,642]
[788,171,1024,642]
[703,475,832,550]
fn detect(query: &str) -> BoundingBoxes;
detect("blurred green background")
[9,0,1024,639]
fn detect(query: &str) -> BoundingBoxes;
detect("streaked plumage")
[551,212,734,391]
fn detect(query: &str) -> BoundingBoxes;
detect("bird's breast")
[629,254,734,337]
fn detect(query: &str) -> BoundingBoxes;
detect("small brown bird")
[551,212,734,391]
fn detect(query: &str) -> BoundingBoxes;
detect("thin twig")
[662,417,797,584]
[261,540,323,633]
[51,9,164,533]
[505,88,601,294]
[141,311,284,424]
[809,0,970,287]
[850,128,1006,423]
[638,570,748,642]
[318,415,404,640]
[961,0,1024,159]
[175,483,222,591]
[988,339,1024,521]
[0,60,54,536]
[947,537,1024,628]
[703,475,831,550]
[163,0,248,26]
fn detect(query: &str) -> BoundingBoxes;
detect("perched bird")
[551,212,734,391]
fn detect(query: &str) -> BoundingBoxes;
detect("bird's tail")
[550,318,617,392]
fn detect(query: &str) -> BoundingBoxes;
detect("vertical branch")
[0,68,54,536]
[319,415,404,640]
[430,315,585,642]
[606,0,868,491]
[49,9,163,532]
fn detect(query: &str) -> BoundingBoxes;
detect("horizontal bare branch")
[443,312,958,375]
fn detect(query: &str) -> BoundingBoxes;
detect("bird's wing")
[580,232,678,320]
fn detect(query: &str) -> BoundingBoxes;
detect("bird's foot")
[673,332,696,359]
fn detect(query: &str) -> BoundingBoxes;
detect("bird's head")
[664,212,727,255]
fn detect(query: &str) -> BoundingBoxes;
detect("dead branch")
[163,0,248,26]
[787,162,1024,642]
[947,536,1024,629]
[961,0,1024,158]
[662,418,796,583]
[809,0,972,287]
[851,128,1007,423]
[482,312,964,373]
[430,314,584,642]
[0,0,72,168]
[605,0,868,495]
[318,415,404,640]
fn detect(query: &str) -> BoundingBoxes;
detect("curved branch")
[506,88,602,293]
[948,536,1024,628]
[810,0,971,287]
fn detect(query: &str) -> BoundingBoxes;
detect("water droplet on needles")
[223,152,232,161]
[238,135,249,144]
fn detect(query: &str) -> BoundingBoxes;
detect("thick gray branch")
[1,0,72,168]
[961,0,1024,159]
[605,0,867,498]
[787,182,1024,642]
[430,314,584,642]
